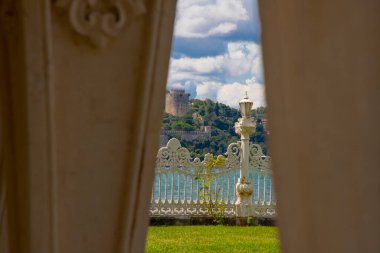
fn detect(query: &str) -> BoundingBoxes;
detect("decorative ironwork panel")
[150,138,276,218]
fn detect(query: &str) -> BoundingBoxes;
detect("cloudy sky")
[167,0,265,109]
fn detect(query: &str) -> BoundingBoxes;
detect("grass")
[145,226,280,253]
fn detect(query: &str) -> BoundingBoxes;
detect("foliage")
[162,114,196,131]
[247,216,254,226]
[145,226,280,253]
[252,119,267,155]
[162,98,268,158]
[195,155,226,224]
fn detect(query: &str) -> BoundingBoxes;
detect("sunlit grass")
[145,226,280,253]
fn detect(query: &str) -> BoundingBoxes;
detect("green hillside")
[162,99,267,158]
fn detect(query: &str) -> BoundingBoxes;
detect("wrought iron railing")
[149,138,276,218]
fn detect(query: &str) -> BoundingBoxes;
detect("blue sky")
[167,0,265,109]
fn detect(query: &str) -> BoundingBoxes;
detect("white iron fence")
[149,138,276,218]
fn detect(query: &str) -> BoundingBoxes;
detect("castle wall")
[160,129,211,144]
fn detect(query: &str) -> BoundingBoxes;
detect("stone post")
[234,92,256,218]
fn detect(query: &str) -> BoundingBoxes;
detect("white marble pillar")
[234,93,256,217]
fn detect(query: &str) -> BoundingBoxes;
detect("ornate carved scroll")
[55,0,146,47]
[249,143,271,169]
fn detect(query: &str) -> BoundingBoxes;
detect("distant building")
[192,112,204,125]
[161,89,211,147]
[165,89,190,117]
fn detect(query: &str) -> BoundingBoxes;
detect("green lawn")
[145,226,280,253]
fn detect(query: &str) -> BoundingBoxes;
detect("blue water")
[152,168,275,203]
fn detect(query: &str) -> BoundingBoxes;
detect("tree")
[161,98,267,156]
[196,154,226,224]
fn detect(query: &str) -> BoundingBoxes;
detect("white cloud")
[167,41,266,108]
[170,56,224,74]
[195,82,221,101]
[168,41,264,84]
[167,0,264,108]
[207,23,237,36]
[196,78,266,109]
[224,42,263,81]
[175,0,249,38]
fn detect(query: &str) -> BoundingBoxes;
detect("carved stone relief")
[54,0,146,47]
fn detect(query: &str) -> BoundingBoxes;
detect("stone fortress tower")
[165,89,190,117]
[160,89,212,147]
